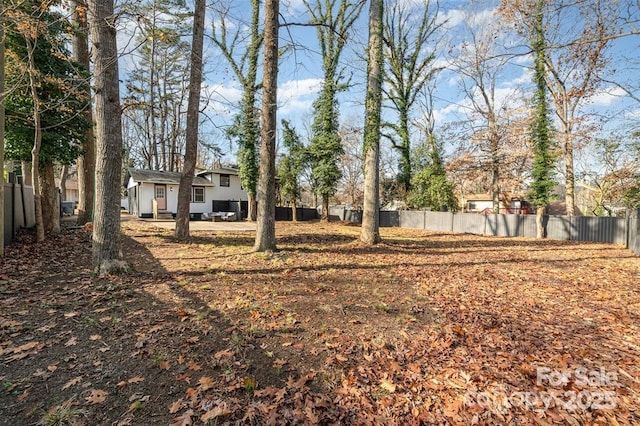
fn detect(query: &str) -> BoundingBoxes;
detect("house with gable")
[124,167,247,220]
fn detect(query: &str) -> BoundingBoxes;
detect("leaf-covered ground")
[1,219,639,425]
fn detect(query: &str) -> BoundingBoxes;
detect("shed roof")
[127,169,215,186]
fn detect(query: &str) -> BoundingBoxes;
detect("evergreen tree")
[212,0,262,221]
[277,120,307,222]
[304,0,365,222]
[308,86,343,220]
[407,135,457,211]
[527,0,556,238]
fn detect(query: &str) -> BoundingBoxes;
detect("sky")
[115,0,640,166]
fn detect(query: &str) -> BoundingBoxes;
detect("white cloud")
[624,108,640,120]
[202,83,243,117]
[437,9,465,29]
[278,78,323,115]
[280,0,308,18]
[590,86,627,107]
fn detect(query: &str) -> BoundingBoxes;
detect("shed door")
[155,184,167,210]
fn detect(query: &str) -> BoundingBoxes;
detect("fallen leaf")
[198,376,216,391]
[168,399,184,414]
[272,358,287,368]
[158,361,170,370]
[89,335,102,341]
[380,378,396,393]
[128,376,144,384]
[65,337,78,347]
[187,360,201,371]
[62,376,83,390]
[335,354,348,362]
[171,409,193,426]
[84,389,109,404]
[201,402,232,422]
[214,349,233,359]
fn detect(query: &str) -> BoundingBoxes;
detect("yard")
[0,220,639,425]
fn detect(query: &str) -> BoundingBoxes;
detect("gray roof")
[206,167,239,176]
[127,169,215,186]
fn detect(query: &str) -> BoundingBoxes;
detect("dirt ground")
[0,220,639,425]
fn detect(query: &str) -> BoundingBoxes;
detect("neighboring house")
[55,178,79,203]
[463,193,532,214]
[125,168,247,219]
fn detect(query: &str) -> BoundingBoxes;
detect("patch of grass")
[82,316,97,326]
[374,302,390,313]
[320,367,343,391]
[243,376,257,393]
[39,401,84,426]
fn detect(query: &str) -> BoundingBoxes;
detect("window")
[191,186,205,203]
[220,174,230,187]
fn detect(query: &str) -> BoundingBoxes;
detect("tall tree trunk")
[248,194,257,222]
[89,0,128,273]
[72,0,95,226]
[361,0,383,245]
[254,0,279,252]
[491,156,500,214]
[536,205,546,239]
[175,0,205,239]
[291,200,298,223]
[25,37,45,242]
[60,164,68,202]
[564,134,575,216]
[0,0,5,255]
[41,163,61,235]
[321,195,329,222]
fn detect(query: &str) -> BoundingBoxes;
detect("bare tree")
[361,0,384,244]
[449,8,521,213]
[254,0,279,252]
[89,0,128,273]
[175,0,205,239]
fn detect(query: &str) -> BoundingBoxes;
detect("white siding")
[138,183,157,215]
[213,174,247,201]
